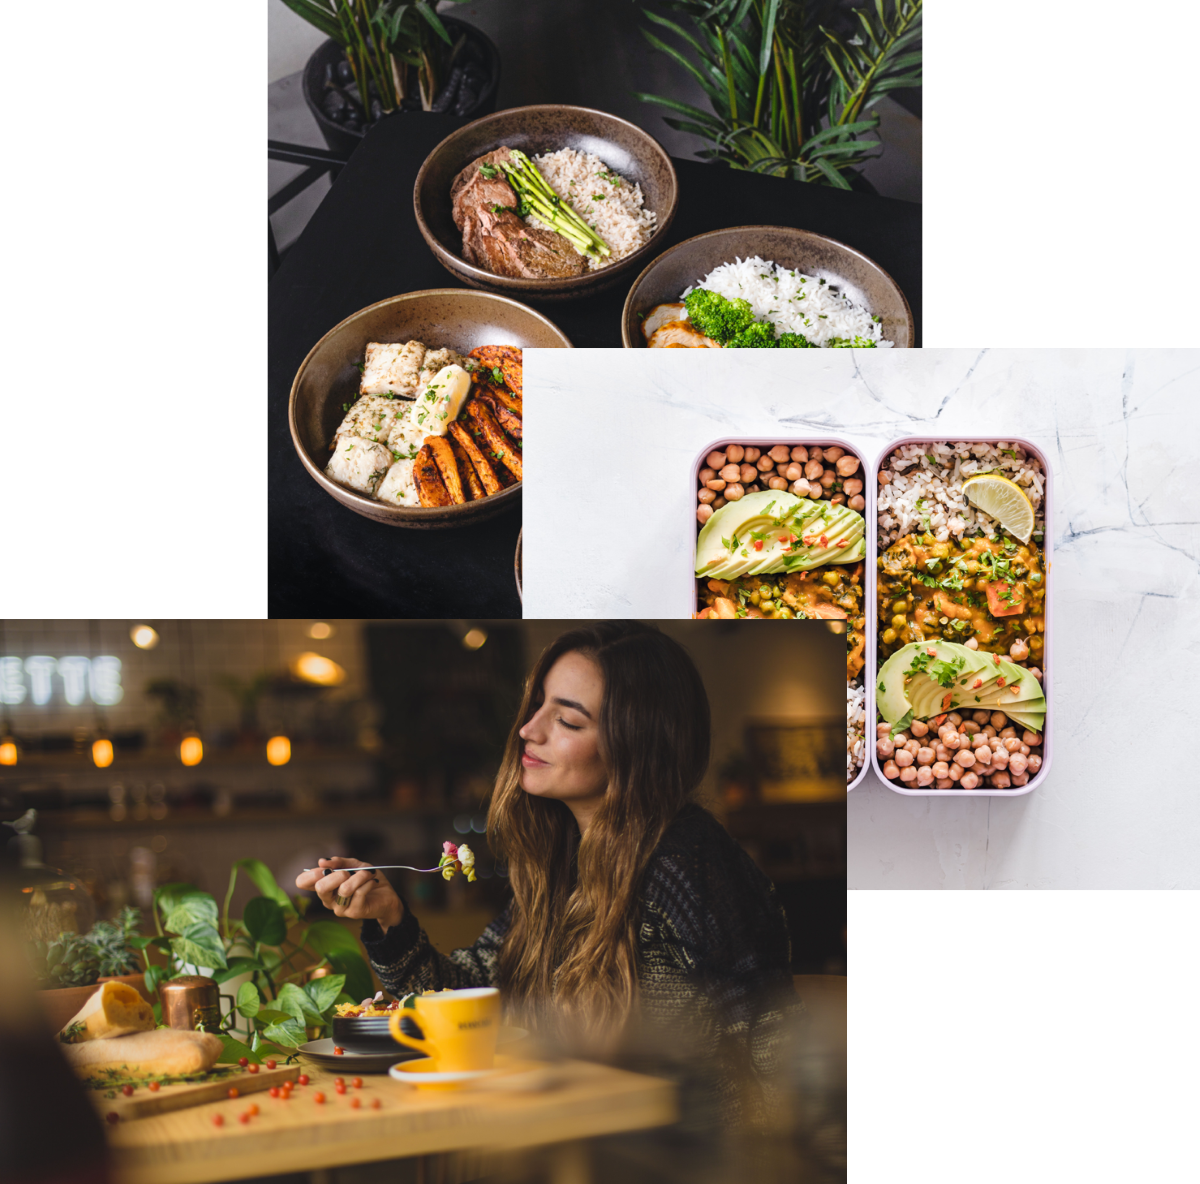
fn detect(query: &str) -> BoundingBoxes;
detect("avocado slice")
[876,641,989,726]
[695,492,866,579]
[1001,704,1046,732]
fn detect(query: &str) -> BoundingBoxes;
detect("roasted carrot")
[448,421,502,496]
[451,438,485,501]
[413,445,453,507]
[465,399,522,482]
[427,437,466,505]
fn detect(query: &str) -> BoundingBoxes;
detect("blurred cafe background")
[1,618,845,975]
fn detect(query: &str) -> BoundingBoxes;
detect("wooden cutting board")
[89,1063,300,1122]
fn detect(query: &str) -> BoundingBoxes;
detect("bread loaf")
[62,1028,223,1079]
[59,980,155,1043]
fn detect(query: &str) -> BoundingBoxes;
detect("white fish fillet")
[325,435,391,495]
[360,341,426,397]
[334,395,408,444]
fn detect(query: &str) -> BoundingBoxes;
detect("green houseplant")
[634,0,921,188]
[134,859,374,1063]
[279,0,483,113]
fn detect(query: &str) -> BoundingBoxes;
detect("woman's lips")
[521,749,549,768]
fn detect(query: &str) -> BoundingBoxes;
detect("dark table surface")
[269,113,921,617]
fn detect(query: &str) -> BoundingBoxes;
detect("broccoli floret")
[683,289,756,344]
[826,335,878,348]
[725,321,779,349]
[776,332,815,348]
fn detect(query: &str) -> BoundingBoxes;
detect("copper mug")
[160,975,234,1033]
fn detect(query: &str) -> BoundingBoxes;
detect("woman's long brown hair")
[487,622,711,1047]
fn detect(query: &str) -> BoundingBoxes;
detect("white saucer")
[389,1052,535,1089]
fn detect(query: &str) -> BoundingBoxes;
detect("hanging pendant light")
[177,621,203,767]
[0,735,16,766]
[179,732,203,766]
[91,737,114,768]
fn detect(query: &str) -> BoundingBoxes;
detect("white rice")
[847,679,867,783]
[877,442,1045,548]
[682,256,891,347]
[525,149,656,271]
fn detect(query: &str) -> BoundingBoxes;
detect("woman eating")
[295,621,799,1122]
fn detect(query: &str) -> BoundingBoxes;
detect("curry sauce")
[877,534,1045,660]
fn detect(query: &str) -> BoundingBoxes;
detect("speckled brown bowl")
[620,226,914,348]
[414,105,678,302]
[289,289,571,529]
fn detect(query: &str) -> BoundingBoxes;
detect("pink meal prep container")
[688,435,875,793]
[868,436,1053,797]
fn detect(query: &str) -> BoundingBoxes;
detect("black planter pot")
[303,19,501,159]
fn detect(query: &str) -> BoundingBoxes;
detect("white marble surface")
[524,348,1200,888]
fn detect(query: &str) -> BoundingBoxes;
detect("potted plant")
[633,0,921,190]
[278,1,502,157]
[133,859,375,1062]
[33,908,154,1031]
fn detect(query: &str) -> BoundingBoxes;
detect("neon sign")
[0,657,123,706]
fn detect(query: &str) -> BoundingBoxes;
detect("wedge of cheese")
[59,980,155,1044]
[62,1027,223,1079]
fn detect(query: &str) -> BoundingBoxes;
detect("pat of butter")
[409,365,470,438]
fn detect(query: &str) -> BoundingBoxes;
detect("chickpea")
[1003,737,1020,753]
[831,493,846,505]
[878,470,892,484]
[877,723,892,738]
[947,713,963,727]
[743,447,760,463]
[959,772,980,790]
[905,739,920,756]
[942,732,962,751]
[804,459,823,481]
[877,737,895,758]
[971,710,990,726]
[1018,743,1031,755]
[881,627,897,644]
[1022,730,1042,747]
[953,750,976,768]
[1029,667,1043,682]
[894,749,914,768]
[698,488,716,505]
[822,446,844,462]
[935,745,951,763]
[962,720,980,735]
[697,505,713,524]
[964,637,979,650]
[720,463,741,482]
[822,570,840,588]
[790,446,808,463]
[809,447,824,462]
[768,476,789,490]
[705,478,726,492]
[990,712,1008,731]
[752,455,771,474]
[974,746,992,767]
[698,467,715,484]
[983,725,997,739]
[843,478,864,496]
[835,454,860,477]
[1000,726,1017,739]
[785,463,803,482]
[806,481,824,499]
[1008,753,1028,776]
[818,469,836,489]
[725,444,745,463]
[948,763,963,781]
[706,450,727,469]
[1010,771,1029,786]
[768,444,790,463]
[971,733,989,749]
[935,778,955,789]
[916,766,934,786]
[899,765,917,783]
[929,761,949,780]
[1010,638,1031,662]
[848,494,866,511]
[790,480,809,498]
[909,719,929,738]
[892,733,909,745]
[1026,754,1042,774]
[916,747,935,766]
[712,496,727,510]
[882,759,900,780]
[725,483,745,501]
[989,770,1012,789]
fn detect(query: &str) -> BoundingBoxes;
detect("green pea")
[882,628,897,644]
[892,613,907,629]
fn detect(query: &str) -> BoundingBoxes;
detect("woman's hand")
[294,858,404,932]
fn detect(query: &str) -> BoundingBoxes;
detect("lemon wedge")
[961,474,1035,542]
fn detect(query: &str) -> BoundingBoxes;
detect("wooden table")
[106,1058,676,1184]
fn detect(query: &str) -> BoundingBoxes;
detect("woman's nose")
[519,706,546,741]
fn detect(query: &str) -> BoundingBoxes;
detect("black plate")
[297,1037,422,1074]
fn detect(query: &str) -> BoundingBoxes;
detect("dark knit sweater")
[361,804,799,1121]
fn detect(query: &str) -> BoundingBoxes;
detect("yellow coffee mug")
[388,987,500,1072]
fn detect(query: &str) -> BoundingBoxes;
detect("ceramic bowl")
[414,105,678,301]
[620,225,914,348]
[289,289,570,529]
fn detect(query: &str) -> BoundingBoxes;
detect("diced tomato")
[972,678,983,689]
[820,535,829,547]
[753,540,764,551]
[997,676,1006,687]
[941,693,953,710]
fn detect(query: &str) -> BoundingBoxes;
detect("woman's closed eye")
[556,716,583,731]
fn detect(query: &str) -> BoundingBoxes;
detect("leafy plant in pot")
[134,858,375,1064]
[281,0,501,156]
[633,0,921,189]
